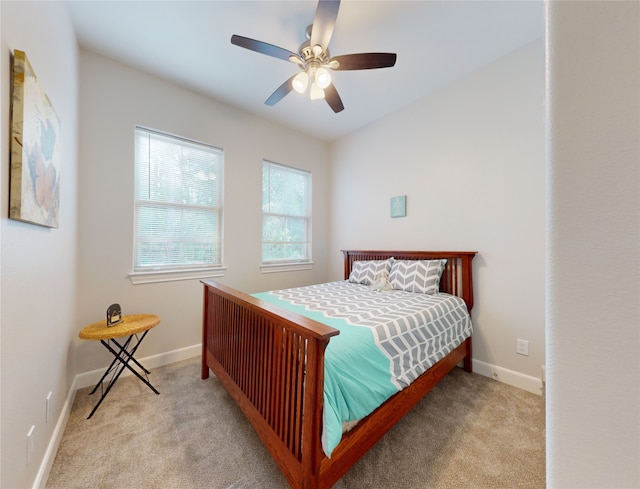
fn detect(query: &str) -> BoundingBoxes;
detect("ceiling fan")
[230,0,397,113]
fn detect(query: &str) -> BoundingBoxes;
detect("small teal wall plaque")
[390,195,406,218]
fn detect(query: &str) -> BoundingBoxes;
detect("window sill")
[260,262,314,274]
[129,267,226,285]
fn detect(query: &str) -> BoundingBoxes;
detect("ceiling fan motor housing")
[299,43,331,65]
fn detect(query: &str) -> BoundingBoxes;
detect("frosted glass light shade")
[310,81,325,100]
[314,67,331,89]
[292,72,309,93]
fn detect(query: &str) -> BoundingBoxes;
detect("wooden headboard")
[341,250,477,312]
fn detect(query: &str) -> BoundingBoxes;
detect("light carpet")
[46,357,545,489]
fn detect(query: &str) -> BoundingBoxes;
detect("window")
[262,161,311,268]
[132,127,223,283]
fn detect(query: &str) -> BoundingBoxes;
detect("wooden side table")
[79,313,161,419]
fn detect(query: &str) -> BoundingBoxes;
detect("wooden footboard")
[201,281,338,487]
[202,250,476,489]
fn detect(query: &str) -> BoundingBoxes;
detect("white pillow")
[389,259,447,294]
[348,259,393,285]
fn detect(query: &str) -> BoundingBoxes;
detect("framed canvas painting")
[9,49,61,228]
[390,195,406,218]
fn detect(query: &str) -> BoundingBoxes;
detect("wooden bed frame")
[201,250,476,489]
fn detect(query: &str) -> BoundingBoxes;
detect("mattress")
[253,280,473,456]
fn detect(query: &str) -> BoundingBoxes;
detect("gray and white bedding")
[253,278,473,456]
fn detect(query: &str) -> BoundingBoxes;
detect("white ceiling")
[68,0,544,141]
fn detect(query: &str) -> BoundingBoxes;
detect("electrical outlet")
[26,425,35,466]
[517,338,529,356]
[46,392,52,424]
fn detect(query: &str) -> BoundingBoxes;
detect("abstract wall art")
[390,195,406,218]
[9,49,61,228]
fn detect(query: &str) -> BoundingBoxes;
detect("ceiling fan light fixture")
[310,81,325,100]
[230,0,396,113]
[292,72,309,93]
[314,67,331,89]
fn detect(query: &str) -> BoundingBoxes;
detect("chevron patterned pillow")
[348,259,393,285]
[389,259,448,294]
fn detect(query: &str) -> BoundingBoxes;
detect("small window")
[262,160,311,266]
[133,127,223,280]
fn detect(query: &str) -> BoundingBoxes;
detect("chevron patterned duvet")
[252,280,473,457]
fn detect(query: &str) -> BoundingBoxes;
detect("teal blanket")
[253,281,472,456]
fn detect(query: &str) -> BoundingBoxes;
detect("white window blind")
[262,160,311,264]
[134,127,223,273]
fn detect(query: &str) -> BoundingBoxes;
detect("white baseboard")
[34,344,202,489]
[32,376,77,489]
[74,344,201,390]
[473,359,544,395]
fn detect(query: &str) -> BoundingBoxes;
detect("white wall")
[0,2,79,488]
[329,40,545,390]
[75,50,331,375]
[546,1,640,487]
[2,3,636,488]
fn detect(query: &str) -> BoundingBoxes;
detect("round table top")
[79,313,160,340]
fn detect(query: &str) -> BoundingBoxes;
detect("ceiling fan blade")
[265,75,296,106]
[310,0,340,49]
[330,53,397,70]
[231,34,302,63]
[324,83,344,113]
